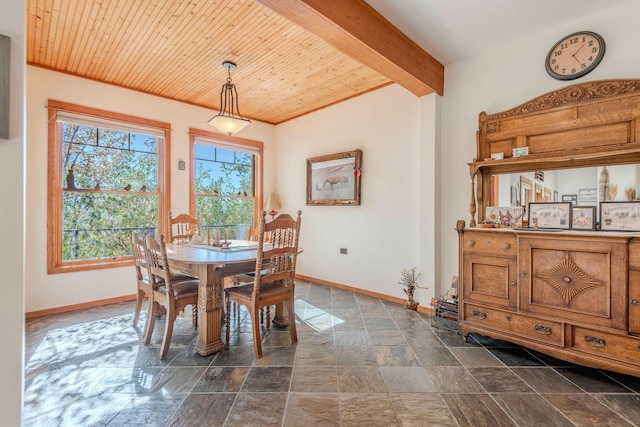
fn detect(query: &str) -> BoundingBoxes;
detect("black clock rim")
[545,31,606,81]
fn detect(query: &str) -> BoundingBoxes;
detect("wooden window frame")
[188,127,264,232]
[47,100,172,274]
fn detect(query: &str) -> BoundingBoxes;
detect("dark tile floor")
[24,280,640,426]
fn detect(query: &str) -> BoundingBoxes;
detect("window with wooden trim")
[47,100,171,273]
[189,128,263,240]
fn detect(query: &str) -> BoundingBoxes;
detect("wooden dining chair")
[130,231,197,332]
[143,233,200,360]
[168,211,200,243]
[225,210,302,358]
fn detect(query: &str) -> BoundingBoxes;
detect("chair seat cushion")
[144,271,197,286]
[158,280,199,297]
[225,280,290,298]
[170,271,198,282]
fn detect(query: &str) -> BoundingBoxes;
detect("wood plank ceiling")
[27,0,441,125]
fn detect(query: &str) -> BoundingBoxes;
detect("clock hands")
[572,43,586,67]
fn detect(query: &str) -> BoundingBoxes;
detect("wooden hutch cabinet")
[458,79,640,377]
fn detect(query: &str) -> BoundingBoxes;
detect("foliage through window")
[194,142,255,239]
[47,101,170,273]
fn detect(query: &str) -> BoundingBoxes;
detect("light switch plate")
[178,160,185,170]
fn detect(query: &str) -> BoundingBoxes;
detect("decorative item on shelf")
[140,185,147,192]
[207,61,251,136]
[512,147,529,157]
[213,189,219,196]
[485,206,524,227]
[608,183,618,201]
[94,181,100,190]
[490,152,504,160]
[124,184,131,191]
[66,169,75,189]
[626,188,636,201]
[398,266,426,311]
[265,192,280,220]
[599,166,609,201]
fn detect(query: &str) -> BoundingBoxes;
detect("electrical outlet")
[340,248,348,254]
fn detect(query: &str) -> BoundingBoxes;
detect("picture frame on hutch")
[528,202,572,229]
[600,202,640,231]
[306,149,362,206]
[571,206,596,231]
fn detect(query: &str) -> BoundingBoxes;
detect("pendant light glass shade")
[208,61,251,136]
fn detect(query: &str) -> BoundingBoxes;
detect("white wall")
[25,67,276,312]
[23,0,640,317]
[274,84,437,303]
[0,1,25,424]
[440,1,640,283]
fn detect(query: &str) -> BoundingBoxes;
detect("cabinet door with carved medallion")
[518,234,627,330]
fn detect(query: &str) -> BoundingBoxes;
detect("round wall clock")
[545,31,605,80]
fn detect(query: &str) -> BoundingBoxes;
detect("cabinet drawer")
[572,326,640,366]
[463,233,516,256]
[463,303,564,346]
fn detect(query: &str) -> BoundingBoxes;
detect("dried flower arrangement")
[398,266,425,310]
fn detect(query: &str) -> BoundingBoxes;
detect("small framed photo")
[600,202,640,231]
[571,206,596,230]
[512,147,529,157]
[485,206,524,227]
[528,202,572,229]
[490,152,504,160]
[562,194,577,205]
[578,188,597,206]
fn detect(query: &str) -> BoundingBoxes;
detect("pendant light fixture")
[208,61,251,135]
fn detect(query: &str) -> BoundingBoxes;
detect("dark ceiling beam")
[256,0,444,96]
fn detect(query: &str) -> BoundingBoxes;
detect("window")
[189,128,263,240]
[47,100,171,273]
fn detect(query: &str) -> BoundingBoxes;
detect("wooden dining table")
[165,240,289,356]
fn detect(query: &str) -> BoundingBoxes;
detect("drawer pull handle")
[472,310,487,320]
[534,324,552,335]
[467,241,475,247]
[503,243,511,250]
[486,241,492,247]
[521,272,528,278]
[632,298,638,305]
[585,335,606,347]
[511,281,517,287]
[506,315,512,321]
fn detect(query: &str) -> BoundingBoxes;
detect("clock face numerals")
[546,31,605,80]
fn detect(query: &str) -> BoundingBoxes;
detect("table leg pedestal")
[195,264,225,356]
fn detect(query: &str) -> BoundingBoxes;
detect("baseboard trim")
[295,274,432,315]
[26,276,433,319]
[26,294,137,319]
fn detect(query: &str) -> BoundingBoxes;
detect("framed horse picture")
[306,149,362,206]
